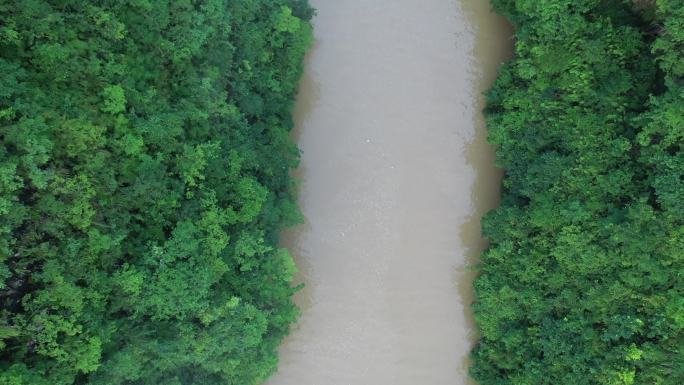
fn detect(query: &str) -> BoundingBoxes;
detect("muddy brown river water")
[267,1,513,384]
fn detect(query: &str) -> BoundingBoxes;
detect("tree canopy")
[473,1,684,384]
[0,1,312,384]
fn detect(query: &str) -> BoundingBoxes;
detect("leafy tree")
[0,1,312,384]
[473,1,684,384]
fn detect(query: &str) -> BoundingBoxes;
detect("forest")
[0,1,312,384]
[2,0,684,384]
[473,0,684,384]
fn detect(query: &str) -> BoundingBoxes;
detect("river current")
[267,1,513,384]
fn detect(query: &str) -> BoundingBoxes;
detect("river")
[267,1,513,384]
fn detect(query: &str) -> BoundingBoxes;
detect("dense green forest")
[473,0,684,384]
[0,1,312,384]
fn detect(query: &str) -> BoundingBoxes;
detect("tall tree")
[473,1,684,384]
[0,1,312,384]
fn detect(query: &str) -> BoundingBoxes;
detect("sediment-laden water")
[268,1,513,383]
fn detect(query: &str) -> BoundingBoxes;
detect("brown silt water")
[267,1,513,384]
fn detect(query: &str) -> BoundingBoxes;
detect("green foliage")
[0,1,313,384]
[473,1,684,384]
